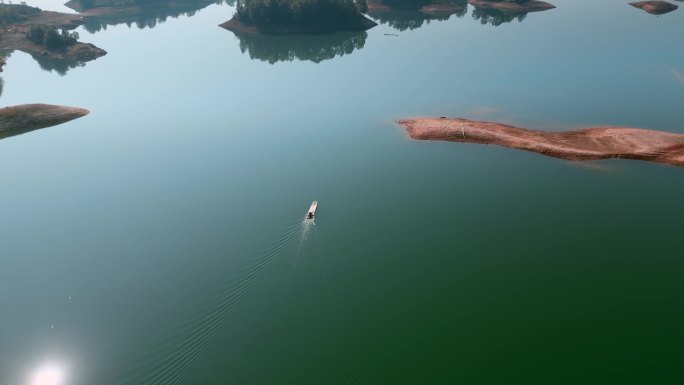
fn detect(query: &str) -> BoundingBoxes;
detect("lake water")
[1,1,683,384]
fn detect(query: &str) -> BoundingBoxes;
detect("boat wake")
[292,218,315,269]
[115,220,304,385]
[114,206,362,385]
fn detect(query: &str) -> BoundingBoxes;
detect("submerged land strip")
[398,117,684,167]
[0,104,89,140]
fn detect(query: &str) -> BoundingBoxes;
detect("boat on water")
[306,201,318,219]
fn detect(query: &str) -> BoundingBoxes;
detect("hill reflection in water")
[77,0,233,33]
[367,0,467,31]
[471,7,528,26]
[231,31,367,64]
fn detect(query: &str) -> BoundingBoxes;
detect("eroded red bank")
[398,117,684,167]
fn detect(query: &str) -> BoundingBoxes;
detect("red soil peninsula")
[398,117,684,167]
[629,1,679,15]
[0,104,89,140]
[468,0,556,13]
[420,2,468,16]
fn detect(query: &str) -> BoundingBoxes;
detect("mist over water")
[2,0,684,384]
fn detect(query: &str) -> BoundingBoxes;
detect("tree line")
[236,0,368,27]
[27,25,80,50]
[0,3,40,25]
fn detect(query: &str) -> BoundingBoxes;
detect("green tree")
[26,25,79,49]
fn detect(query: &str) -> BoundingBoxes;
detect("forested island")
[221,0,377,35]
[0,3,106,74]
[399,117,684,167]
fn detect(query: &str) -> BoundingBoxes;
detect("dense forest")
[27,25,80,49]
[0,3,40,26]
[235,0,371,31]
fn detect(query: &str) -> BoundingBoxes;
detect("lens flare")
[29,364,65,385]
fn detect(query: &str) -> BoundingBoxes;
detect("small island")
[398,117,684,167]
[0,3,106,73]
[468,0,555,14]
[221,0,377,35]
[0,104,89,140]
[629,1,679,15]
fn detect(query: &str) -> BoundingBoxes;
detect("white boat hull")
[306,201,318,219]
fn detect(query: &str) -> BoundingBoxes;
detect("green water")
[1,1,683,384]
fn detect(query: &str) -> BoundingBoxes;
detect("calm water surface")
[1,1,683,384]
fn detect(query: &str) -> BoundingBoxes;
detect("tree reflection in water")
[472,7,530,26]
[366,0,467,31]
[73,0,234,33]
[232,31,367,64]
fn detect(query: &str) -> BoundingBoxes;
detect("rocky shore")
[629,1,679,15]
[398,117,684,167]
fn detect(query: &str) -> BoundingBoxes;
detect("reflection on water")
[367,0,557,29]
[11,0,232,75]
[110,220,305,385]
[231,31,367,64]
[471,7,527,26]
[28,52,87,76]
[76,0,233,33]
[367,0,467,31]
[293,218,315,268]
[28,363,67,385]
[0,48,82,76]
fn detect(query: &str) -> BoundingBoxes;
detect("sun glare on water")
[29,364,66,385]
